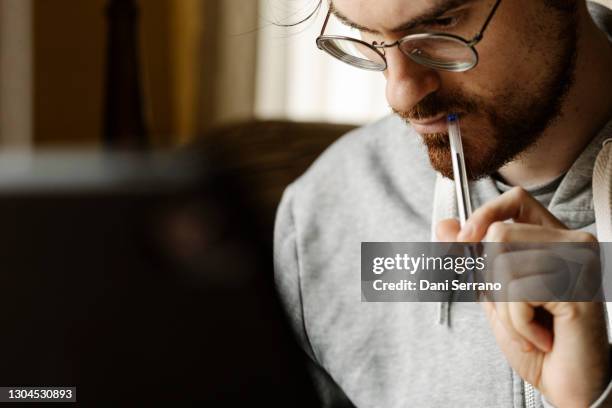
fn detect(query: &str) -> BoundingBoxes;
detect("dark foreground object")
[0,151,319,406]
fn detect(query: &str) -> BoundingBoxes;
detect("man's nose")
[384,47,441,113]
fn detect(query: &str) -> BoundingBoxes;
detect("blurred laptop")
[0,150,319,406]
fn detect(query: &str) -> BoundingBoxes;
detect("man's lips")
[408,113,449,134]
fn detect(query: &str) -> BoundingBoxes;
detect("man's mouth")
[408,113,449,134]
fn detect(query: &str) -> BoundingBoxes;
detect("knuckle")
[510,186,528,200]
[559,303,580,321]
[471,206,495,226]
[574,232,597,243]
[487,222,510,242]
[508,303,533,335]
[513,316,530,332]
[479,207,495,220]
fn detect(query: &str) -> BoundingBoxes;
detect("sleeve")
[274,184,355,408]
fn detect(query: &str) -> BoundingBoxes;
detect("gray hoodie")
[274,3,612,407]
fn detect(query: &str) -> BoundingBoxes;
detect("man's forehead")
[330,0,470,34]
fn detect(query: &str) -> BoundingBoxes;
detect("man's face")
[331,0,578,180]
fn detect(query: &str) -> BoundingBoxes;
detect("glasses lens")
[317,37,386,71]
[399,34,477,72]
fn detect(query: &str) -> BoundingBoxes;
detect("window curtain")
[255,1,389,125]
[0,0,33,148]
[198,0,260,134]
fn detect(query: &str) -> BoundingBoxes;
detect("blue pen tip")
[448,113,458,122]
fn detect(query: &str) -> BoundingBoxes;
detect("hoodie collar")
[431,117,612,240]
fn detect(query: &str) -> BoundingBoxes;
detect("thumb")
[436,219,461,242]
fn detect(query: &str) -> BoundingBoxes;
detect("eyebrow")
[329,0,472,35]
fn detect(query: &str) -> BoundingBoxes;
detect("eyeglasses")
[316,0,502,72]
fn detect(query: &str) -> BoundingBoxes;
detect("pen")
[448,114,472,227]
[447,114,481,300]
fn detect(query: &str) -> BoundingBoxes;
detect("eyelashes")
[423,16,461,30]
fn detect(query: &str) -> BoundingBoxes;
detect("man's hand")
[437,187,610,407]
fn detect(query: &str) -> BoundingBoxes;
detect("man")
[274,0,612,406]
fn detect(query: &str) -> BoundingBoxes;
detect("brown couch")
[198,120,356,243]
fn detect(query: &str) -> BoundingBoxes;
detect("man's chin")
[420,132,450,149]
[423,142,496,181]
[423,142,454,180]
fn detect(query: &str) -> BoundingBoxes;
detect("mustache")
[393,91,479,121]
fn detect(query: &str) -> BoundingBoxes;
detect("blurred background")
[0,5,386,402]
[0,0,392,150]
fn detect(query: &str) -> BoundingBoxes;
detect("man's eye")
[425,16,459,29]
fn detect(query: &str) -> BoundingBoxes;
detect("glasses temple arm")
[320,10,331,36]
[477,0,502,38]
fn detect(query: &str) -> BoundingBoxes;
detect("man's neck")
[497,4,612,188]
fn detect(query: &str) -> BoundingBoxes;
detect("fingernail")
[458,224,474,241]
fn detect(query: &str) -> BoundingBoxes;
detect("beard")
[394,14,578,181]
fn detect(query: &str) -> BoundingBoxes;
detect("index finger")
[459,187,567,242]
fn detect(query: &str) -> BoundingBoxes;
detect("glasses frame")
[316,0,502,72]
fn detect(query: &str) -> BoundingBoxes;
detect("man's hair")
[276,0,323,27]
